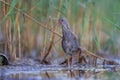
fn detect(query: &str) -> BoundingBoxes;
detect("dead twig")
[41,0,62,62]
[82,48,113,62]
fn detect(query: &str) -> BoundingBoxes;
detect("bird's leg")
[68,56,72,67]
[76,49,81,63]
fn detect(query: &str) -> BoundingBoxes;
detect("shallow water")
[0,64,120,80]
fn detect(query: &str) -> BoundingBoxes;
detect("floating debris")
[0,53,9,66]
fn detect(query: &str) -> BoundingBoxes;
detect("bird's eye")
[61,19,63,22]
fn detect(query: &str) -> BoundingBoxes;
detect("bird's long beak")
[53,21,60,27]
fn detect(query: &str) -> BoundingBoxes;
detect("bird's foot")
[68,57,72,68]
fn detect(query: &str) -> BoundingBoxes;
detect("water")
[0,64,120,80]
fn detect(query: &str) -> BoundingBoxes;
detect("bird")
[58,17,81,67]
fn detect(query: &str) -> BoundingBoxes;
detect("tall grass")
[0,0,120,61]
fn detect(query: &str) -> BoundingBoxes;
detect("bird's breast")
[62,38,79,55]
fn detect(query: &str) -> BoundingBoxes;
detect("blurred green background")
[0,0,120,61]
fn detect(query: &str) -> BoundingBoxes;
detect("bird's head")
[58,17,68,26]
[53,17,69,29]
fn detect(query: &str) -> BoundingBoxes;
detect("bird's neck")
[62,24,71,37]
